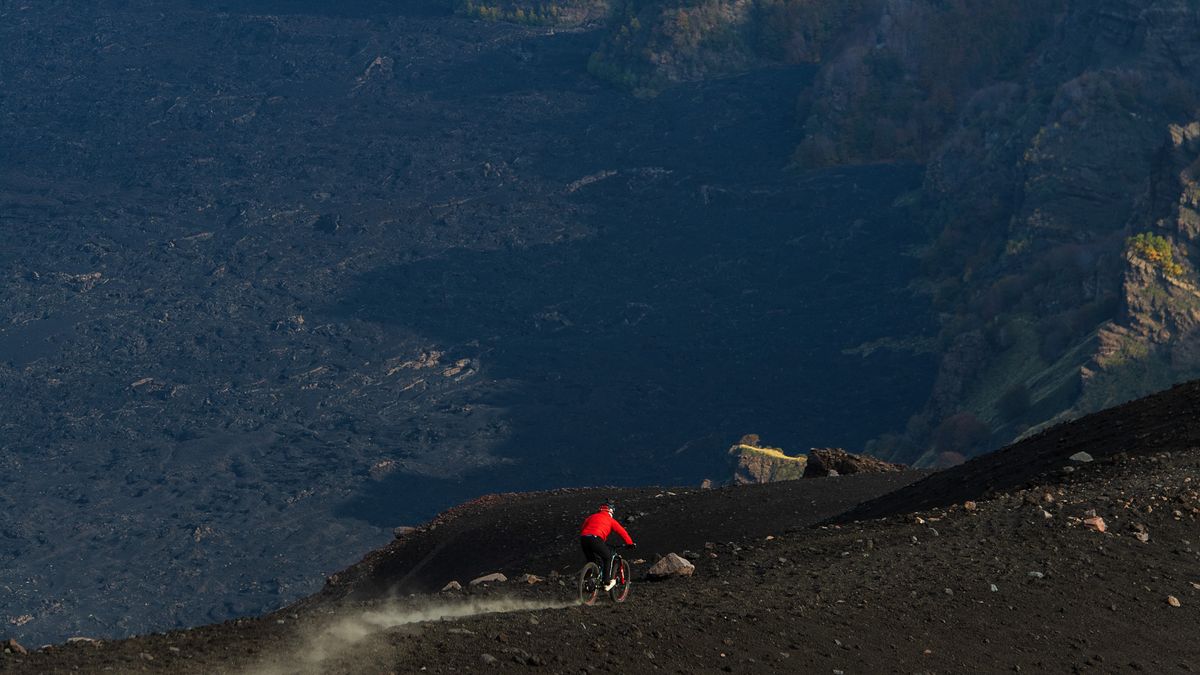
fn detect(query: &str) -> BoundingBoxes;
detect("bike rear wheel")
[609,558,631,603]
[578,562,601,605]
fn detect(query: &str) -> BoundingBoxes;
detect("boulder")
[66,637,100,646]
[3,639,27,655]
[729,437,807,484]
[469,573,508,586]
[647,553,694,580]
[803,448,906,478]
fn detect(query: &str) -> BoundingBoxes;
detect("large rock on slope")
[647,553,695,580]
[803,448,907,478]
[729,436,807,484]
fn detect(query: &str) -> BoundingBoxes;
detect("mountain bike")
[578,545,632,605]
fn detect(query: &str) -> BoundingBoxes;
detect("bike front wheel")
[609,558,631,603]
[578,562,601,605]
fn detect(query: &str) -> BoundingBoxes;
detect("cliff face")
[1085,124,1200,416]
[586,0,872,92]
[577,0,1200,464]
[791,0,1200,462]
[911,1,1200,461]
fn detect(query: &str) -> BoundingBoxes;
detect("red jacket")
[579,510,633,544]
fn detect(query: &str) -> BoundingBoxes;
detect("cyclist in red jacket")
[579,501,635,591]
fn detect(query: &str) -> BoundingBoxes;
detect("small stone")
[480,653,498,665]
[469,573,508,586]
[441,581,463,592]
[393,526,417,538]
[1042,510,1053,519]
[1028,571,1044,579]
[1083,516,1107,533]
[139,652,155,662]
[3,640,27,656]
[1135,532,1150,543]
[964,501,978,511]
[517,574,543,585]
[990,584,999,592]
[1069,452,1094,463]
[1168,595,1182,608]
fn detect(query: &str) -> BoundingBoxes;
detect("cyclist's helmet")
[600,501,615,516]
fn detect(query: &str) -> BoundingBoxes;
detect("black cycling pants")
[580,535,613,580]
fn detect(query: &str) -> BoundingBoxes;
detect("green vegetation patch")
[1128,232,1184,277]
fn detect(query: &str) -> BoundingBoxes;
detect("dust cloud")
[246,597,574,674]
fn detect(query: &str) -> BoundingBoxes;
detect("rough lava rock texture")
[646,552,695,579]
[803,447,907,478]
[0,0,938,645]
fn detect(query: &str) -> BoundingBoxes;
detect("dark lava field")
[0,0,934,644]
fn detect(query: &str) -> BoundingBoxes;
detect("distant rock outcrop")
[728,435,807,485]
[803,448,907,478]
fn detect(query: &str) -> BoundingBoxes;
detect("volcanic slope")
[6,382,1200,672]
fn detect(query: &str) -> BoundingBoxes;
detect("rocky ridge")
[726,437,908,484]
[803,446,906,478]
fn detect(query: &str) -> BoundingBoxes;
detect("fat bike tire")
[579,562,601,606]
